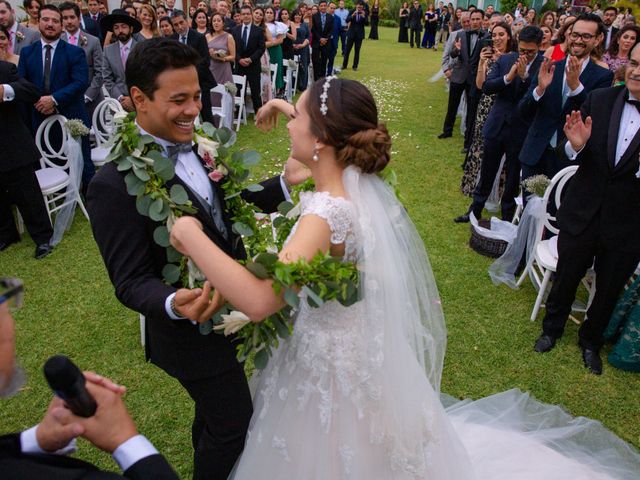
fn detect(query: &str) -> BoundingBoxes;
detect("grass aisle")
[2,27,638,476]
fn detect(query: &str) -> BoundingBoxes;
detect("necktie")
[43,44,52,94]
[120,44,128,66]
[7,30,13,55]
[69,34,77,46]
[321,13,326,29]
[181,34,187,44]
[242,25,248,48]
[92,14,97,21]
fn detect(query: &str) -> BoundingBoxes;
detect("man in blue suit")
[518,13,613,189]
[326,1,342,76]
[18,4,94,189]
[455,26,544,223]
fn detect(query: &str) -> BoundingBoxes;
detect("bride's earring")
[312,147,319,162]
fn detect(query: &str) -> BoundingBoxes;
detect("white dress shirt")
[2,83,15,101]
[41,38,61,70]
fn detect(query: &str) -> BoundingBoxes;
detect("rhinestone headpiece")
[319,76,337,116]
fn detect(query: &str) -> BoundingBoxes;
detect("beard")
[41,28,61,41]
[116,32,132,42]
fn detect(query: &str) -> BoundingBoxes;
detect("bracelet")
[170,295,183,318]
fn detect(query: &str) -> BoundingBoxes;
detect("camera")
[479,38,493,50]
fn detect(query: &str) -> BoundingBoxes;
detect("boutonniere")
[15,31,24,42]
[80,35,88,47]
[194,133,226,182]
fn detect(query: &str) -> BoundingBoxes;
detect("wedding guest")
[272,0,280,19]
[335,0,349,54]
[217,0,236,32]
[602,6,619,50]
[207,12,234,84]
[251,8,273,103]
[398,1,409,43]
[326,2,340,74]
[544,15,576,61]
[124,5,137,19]
[0,1,40,54]
[434,1,450,51]
[159,15,173,36]
[540,11,556,30]
[137,4,159,39]
[0,25,18,64]
[368,0,379,39]
[265,6,285,96]
[451,6,462,30]
[503,12,514,27]
[86,0,103,25]
[342,0,367,72]
[407,0,422,48]
[605,274,640,372]
[165,0,175,15]
[292,9,309,91]
[310,0,333,80]
[279,8,295,60]
[232,5,265,114]
[539,25,553,52]
[525,8,536,26]
[188,5,197,19]
[192,8,209,35]
[603,25,640,73]
[534,42,640,375]
[156,4,167,19]
[21,0,42,30]
[421,3,437,49]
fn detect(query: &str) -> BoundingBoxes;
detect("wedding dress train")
[229,167,640,479]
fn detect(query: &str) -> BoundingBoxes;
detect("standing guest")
[434,1,449,51]
[539,25,553,52]
[252,8,273,103]
[171,10,217,125]
[101,9,140,112]
[311,0,333,80]
[87,37,293,479]
[456,25,542,223]
[545,15,576,61]
[408,0,422,48]
[342,0,367,72]
[60,1,103,118]
[518,14,613,186]
[439,11,469,124]
[326,2,340,75]
[165,0,176,17]
[368,0,378,39]
[451,6,462,31]
[279,8,295,61]
[0,25,19,64]
[19,4,93,192]
[0,61,53,258]
[398,1,409,43]
[421,3,437,49]
[603,25,640,74]
[159,15,174,36]
[335,0,349,54]
[192,8,210,35]
[138,4,159,39]
[264,6,285,96]
[233,5,265,114]
[233,10,241,27]
[156,4,168,19]
[86,0,102,24]
[272,0,281,19]
[458,22,514,202]
[217,1,236,33]
[207,12,234,84]
[0,1,40,55]
[21,0,42,30]
[602,6,619,50]
[533,41,640,375]
[503,12,514,27]
[540,11,556,30]
[76,1,101,39]
[525,8,536,26]
[189,6,197,19]
[292,9,309,91]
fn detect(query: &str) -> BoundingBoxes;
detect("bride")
[169,78,640,479]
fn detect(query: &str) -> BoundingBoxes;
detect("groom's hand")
[174,282,224,323]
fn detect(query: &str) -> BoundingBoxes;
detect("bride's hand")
[255,99,295,132]
[170,216,204,256]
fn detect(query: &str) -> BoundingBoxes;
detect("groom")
[87,38,296,479]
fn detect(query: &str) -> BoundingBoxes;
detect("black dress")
[398,8,409,42]
[369,5,379,39]
[282,24,295,59]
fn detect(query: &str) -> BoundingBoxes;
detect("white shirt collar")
[41,38,61,48]
[629,91,639,103]
[9,22,18,35]
[65,28,80,38]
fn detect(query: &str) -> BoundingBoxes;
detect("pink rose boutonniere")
[15,31,25,42]
[194,133,227,182]
[80,35,88,47]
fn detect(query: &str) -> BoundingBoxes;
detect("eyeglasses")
[0,278,24,311]
[519,47,538,55]
[569,31,596,41]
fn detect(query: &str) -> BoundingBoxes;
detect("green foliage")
[379,18,399,27]
[613,0,640,17]
[501,0,529,14]
[539,0,557,14]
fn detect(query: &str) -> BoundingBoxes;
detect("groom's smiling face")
[131,66,202,144]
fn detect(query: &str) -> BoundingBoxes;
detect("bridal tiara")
[319,76,338,116]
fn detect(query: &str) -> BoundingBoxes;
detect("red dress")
[550,43,565,61]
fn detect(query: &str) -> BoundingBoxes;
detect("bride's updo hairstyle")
[307,78,392,174]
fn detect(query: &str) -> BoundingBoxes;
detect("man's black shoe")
[534,334,557,353]
[437,132,452,139]
[35,243,53,259]
[353,67,358,71]
[0,238,19,252]
[453,213,471,223]
[581,346,602,375]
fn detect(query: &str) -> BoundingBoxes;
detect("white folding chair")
[283,57,299,102]
[526,166,595,322]
[210,84,227,127]
[35,115,90,223]
[91,98,123,168]
[232,74,247,131]
[269,63,278,93]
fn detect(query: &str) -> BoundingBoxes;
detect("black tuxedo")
[87,147,285,479]
[172,29,217,124]
[408,5,422,47]
[0,433,177,479]
[541,86,640,350]
[0,61,53,247]
[342,9,368,70]
[311,11,334,80]
[232,23,265,113]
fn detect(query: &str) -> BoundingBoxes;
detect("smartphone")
[479,38,493,50]
[0,278,24,310]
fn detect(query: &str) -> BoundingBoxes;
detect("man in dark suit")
[518,14,614,187]
[232,5,265,115]
[407,0,422,48]
[18,4,94,190]
[171,10,217,125]
[438,9,487,152]
[311,0,334,80]
[87,38,292,480]
[342,0,368,71]
[0,302,178,479]
[602,6,619,50]
[455,26,544,223]
[533,41,640,375]
[216,0,236,33]
[0,61,53,259]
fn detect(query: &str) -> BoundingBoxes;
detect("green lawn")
[2,27,639,477]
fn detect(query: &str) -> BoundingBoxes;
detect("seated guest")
[101,9,141,112]
[534,41,640,375]
[0,299,179,479]
[0,25,19,64]
[603,25,640,74]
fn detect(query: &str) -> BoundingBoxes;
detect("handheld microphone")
[43,355,97,417]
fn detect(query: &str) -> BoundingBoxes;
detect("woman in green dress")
[604,273,640,372]
[265,6,286,97]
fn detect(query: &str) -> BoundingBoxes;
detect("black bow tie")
[468,30,478,36]
[167,143,193,160]
[626,98,640,113]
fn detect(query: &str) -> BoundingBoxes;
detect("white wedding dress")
[229,167,640,480]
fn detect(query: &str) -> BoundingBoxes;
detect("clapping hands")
[563,110,592,152]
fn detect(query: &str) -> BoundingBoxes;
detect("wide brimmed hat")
[100,9,142,33]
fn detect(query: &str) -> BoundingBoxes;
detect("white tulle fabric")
[229,167,640,479]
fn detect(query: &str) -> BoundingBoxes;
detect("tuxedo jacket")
[61,31,104,103]
[518,58,613,167]
[408,6,423,30]
[18,39,90,130]
[87,155,286,381]
[0,433,178,479]
[12,24,40,55]
[345,10,369,40]
[448,29,487,85]
[171,29,217,90]
[482,52,543,141]
[0,61,41,172]
[232,23,265,75]
[311,12,334,47]
[102,38,140,99]
[556,86,640,253]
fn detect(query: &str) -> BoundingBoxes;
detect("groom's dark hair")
[126,37,200,99]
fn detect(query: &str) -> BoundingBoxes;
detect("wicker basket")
[469,219,508,258]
